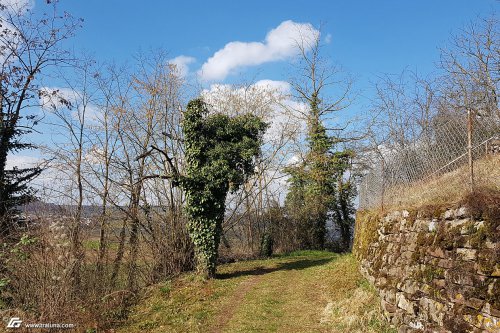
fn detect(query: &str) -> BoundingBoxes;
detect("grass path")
[118,251,396,333]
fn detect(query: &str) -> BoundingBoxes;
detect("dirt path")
[210,274,262,333]
[217,254,335,333]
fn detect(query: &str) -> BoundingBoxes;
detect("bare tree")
[42,56,100,289]
[440,15,499,118]
[0,1,81,236]
[440,15,499,190]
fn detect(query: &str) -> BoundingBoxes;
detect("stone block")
[484,239,496,249]
[491,264,500,277]
[401,250,413,261]
[465,297,485,310]
[385,211,401,222]
[475,313,500,332]
[447,271,474,285]
[376,276,388,287]
[437,259,453,269]
[408,320,424,330]
[447,218,470,227]
[382,299,398,313]
[400,281,419,296]
[474,220,484,229]
[385,288,397,303]
[427,246,445,258]
[456,207,468,218]
[397,292,416,315]
[451,292,465,304]
[482,302,500,317]
[406,231,418,242]
[399,220,407,232]
[432,278,446,289]
[428,220,437,232]
[419,296,432,312]
[390,311,403,325]
[456,248,477,261]
[428,300,445,326]
[444,209,454,220]
[413,219,431,232]
[388,266,401,277]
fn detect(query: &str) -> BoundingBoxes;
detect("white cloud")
[169,55,196,78]
[6,154,40,170]
[253,79,291,95]
[199,20,320,81]
[0,0,35,64]
[0,0,34,13]
[5,154,53,189]
[6,153,75,198]
[286,154,301,166]
[202,79,307,143]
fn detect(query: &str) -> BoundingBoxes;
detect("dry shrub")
[461,186,500,242]
[0,208,195,332]
[324,287,384,333]
[462,187,500,219]
[0,218,94,331]
[147,225,195,283]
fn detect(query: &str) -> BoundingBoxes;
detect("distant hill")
[21,201,104,218]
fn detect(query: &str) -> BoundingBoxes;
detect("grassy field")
[117,251,395,333]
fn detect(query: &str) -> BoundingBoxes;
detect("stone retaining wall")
[353,206,500,332]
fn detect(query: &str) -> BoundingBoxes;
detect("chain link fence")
[358,112,500,210]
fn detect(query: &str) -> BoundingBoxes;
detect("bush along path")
[118,251,396,333]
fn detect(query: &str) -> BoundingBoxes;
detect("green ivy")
[285,92,356,250]
[10,234,37,260]
[180,99,267,278]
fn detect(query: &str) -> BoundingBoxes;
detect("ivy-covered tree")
[286,94,356,251]
[329,151,356,251]
[285,27,356,250]
[181,99,267,278]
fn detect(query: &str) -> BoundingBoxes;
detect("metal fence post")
[467,108,474,193]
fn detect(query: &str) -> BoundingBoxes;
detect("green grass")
[117,251,396,333]
[83,239,119,250]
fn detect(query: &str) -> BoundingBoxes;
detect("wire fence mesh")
[358,111,500,210]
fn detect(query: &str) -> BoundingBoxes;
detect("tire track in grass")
[210,266,273,333]
[222,253,336,333]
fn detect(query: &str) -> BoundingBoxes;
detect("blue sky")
[53,0,499,123]
[6,0,499,168]
[58,0,497,83]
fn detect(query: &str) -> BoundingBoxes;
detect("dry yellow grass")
[382,155,500,211]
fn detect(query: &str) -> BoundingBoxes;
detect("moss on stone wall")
[353,210,382,259]
[354,190,500,333]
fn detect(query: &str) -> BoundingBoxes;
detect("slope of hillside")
[117,251,395,333]
[380,154,500,211]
